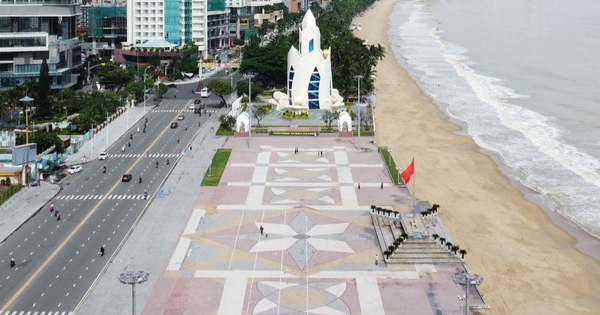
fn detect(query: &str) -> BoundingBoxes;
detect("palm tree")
[439,237,446,246]
[445,242,453,251]
[371,205,376,213]
[451,245,460,255]
[459,249,467,260]
[393,210,399,217]
[432,233,439,241]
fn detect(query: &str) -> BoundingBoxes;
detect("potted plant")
[451,245,460,255]
[459,249,467,260]
[388,245,395,256]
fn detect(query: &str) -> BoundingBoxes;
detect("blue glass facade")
[307,67,320,109]
[164,0,182,45]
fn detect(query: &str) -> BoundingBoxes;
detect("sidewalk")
[1,102,151,244]
[76,116,225,314]
[0,182,60,243]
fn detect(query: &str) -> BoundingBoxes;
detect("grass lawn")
[201,148,232,186]
[380,147,402,185]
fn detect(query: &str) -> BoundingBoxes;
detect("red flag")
[401,159,414,185]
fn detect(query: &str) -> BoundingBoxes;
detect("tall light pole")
[106,112,109,146]
[247,73,255,148]
[354,75,364,152]
[118,257,149,315]
[19,96,34,144]
[453,272,483,315]
[143,67,152,113]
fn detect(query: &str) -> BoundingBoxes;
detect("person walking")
[260,225,264,235]
[375,254,379,266]
[381,182,384,189]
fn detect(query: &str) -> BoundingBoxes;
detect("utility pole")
[247,73,255,148]
[354,75,364,152]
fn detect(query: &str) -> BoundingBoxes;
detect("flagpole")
[412,156,417,224]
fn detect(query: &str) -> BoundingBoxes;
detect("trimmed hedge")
[0,185,23,205]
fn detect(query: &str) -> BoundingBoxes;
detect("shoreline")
[352,0,600,314]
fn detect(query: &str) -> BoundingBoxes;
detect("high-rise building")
[226,0,284,40]
[0,0,82,91]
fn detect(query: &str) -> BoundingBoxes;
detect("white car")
[67,165,83,174]
[200,88,211,98]
[99,152,108,160]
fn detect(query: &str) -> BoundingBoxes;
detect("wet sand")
[352,0,600,314]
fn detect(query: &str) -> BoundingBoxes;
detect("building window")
[309,39,314,53]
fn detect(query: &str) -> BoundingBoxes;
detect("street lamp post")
[453,272,483,315]
[354,75,364,152]
[247,73,255,148]
[19,96,34,144]
[118,258,149,315]
[143,67,152,113]
[106,112,109,146]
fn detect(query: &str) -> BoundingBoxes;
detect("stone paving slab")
[132,136,483,314]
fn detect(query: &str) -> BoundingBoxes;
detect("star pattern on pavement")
[250,211,354,269]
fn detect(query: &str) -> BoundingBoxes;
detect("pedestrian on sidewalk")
[260,225,264,235]
[358,182,361,190]
[381,182,384,189]
[375,254,379,265]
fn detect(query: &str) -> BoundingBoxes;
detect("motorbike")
[167,159,170,165]
[10,258,15,268]
[138,176,142,184]
[144,192,148,199]
[103,166,106,174]
[156,161,159,168]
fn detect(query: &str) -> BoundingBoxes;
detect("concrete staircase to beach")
[372,213,462,264]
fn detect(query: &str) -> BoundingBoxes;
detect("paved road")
[0,80,225,313]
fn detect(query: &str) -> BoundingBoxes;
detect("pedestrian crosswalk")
[109,153,178,158]
[153,109,218,113]
[1,312,74,315]
[55,194,150,201]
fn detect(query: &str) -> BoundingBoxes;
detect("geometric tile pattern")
[270,187,335,205]
[254,281,350,315]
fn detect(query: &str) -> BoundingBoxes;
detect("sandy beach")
[353,0,600,314]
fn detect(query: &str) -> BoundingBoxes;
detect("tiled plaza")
[141,137,472,315]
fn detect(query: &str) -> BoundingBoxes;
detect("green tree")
[252,105,270,127]
[30,131,64,154]
[321,111,337,130]
[236,80,263,100]
[37,58,52,118]
[218,114,236,131]
[206,79,233,105]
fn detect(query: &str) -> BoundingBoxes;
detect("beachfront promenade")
[76,136,485,314]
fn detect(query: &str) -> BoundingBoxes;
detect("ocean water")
[388,0,600,238]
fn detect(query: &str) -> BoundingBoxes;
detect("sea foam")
[389,0,600,238]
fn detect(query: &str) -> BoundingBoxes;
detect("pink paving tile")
[142,277,223,315]
[243,278,361,314]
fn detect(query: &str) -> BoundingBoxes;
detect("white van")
[200,87,211,98]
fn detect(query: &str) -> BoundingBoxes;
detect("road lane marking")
[1,108,184,312]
